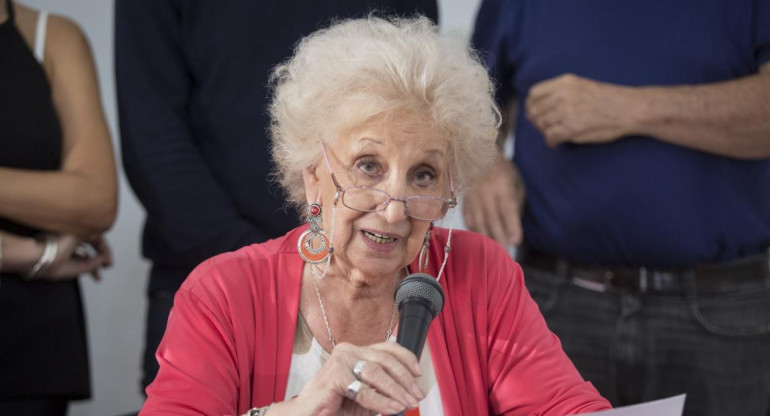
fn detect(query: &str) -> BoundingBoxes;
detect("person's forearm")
[628,71,770,159]
[0,231,43,274]
[0,167,117,236]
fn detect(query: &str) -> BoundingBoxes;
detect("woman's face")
[303,118,450,282]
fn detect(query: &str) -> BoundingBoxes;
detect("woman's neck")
[302,264,404,349]
[313,263,403,303]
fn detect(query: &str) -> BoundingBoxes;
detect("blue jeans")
[523,265,770,415]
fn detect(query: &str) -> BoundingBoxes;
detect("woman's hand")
[279,341,425,416]
[31,234,112,281]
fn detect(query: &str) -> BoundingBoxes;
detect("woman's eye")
[355,159,380,175]
[414,169,436,186]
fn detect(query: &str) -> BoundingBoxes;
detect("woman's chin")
[331,232,416,279]
[343,249,408,279]
[346,256,404,279]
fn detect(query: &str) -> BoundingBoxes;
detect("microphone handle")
[390,300,435,416]
[395,300,435,360]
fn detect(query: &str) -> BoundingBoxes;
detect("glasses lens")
[406,196,448,220]
[342,187,390,212]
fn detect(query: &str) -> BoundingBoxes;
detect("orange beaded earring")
[298,203,331,264]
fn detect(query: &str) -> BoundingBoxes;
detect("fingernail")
[412,384,425,399]
[404,393,419,408]
[387,401,405,414]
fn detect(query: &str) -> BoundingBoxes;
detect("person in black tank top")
[0,1,117,414]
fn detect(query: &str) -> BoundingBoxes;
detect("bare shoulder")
[44,14,94,79]
[46,14,91,57]
[12,4,93,74]
[12,4,86,45]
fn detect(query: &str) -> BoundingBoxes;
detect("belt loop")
[683,270,697,299]
[556,258,569,285]
[765,247,770,277]
[639,267,648,293]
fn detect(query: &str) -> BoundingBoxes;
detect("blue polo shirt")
[473,0,770,267]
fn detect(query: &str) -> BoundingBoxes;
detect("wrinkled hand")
[526,73,638,147]
[290,342,424,416]
[31,234,112,281]
[463,155,525,248]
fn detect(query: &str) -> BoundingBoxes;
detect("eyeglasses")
[320,143,457,221]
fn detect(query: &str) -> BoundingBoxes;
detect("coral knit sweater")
[142,226,611,415]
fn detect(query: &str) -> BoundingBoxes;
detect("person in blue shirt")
[115,0,438,394]
[468,0,770,414]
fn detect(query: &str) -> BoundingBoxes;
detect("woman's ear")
[301,163,321,205]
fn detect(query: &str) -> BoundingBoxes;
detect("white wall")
[19,1,480,414]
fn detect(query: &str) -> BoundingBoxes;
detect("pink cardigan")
[142,226,611,415]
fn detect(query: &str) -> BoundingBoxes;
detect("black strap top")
[0,0,62,237]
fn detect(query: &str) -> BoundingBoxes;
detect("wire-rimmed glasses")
[320,143,456,221]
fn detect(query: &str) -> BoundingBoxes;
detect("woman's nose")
[382,197,409,223]
[380,179,409,223]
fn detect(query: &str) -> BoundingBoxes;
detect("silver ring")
[345,379,364,400]
[352,359,367,380]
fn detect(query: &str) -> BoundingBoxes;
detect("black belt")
[518,248,770,294]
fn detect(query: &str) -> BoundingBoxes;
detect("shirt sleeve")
[486,258,613,415]
[471,0,520,107]
[115,0,266,269]
[140,283,240,415]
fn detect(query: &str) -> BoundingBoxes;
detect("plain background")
[17,1,482,414]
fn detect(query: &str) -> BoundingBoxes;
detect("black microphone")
[395,273,444,361]
[392,273,444,416]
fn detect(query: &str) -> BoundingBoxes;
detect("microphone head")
[395,273,444,317]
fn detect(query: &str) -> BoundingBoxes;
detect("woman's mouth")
[362,230,397,244]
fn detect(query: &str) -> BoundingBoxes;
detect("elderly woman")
[141,16,611,416]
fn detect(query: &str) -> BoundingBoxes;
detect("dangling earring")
[418,223,434,274]
[298,203,330,264]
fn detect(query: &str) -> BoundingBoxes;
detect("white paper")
[570,395,686,416]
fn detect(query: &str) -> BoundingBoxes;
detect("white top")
[285,313,445,415]
[34,10,48,63]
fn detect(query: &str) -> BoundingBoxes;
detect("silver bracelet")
[247,403,275,416]
[27,234,58,279]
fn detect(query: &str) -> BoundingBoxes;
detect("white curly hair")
[269,15,501,209]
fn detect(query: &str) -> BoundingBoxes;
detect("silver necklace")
[311,273,398,349]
